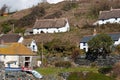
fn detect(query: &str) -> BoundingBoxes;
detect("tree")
[86,33,113,61]
[0,4,8,16]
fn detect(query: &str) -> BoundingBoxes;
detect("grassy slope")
[36,67,98,75]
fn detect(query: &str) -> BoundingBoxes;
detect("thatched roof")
[33,18,67,28]
[99,9,120,20]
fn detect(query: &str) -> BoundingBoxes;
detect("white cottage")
[0,34,38,52]
[94,8,120,25]
[23,39,38,52]
[0,43,35,68]
[32,18,70,34]
[80,33,120,52]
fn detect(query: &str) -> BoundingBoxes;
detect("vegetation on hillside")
[86,33,113,61]
[67,72,115,80]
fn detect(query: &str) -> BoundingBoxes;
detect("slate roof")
[80,33,120,43]
[0,34,22,43]
[99,9,120,20]
[33,18,67,28]
[0,43,35,55]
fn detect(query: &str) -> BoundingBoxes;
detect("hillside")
[0,0,120,45]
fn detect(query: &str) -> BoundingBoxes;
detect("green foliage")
[62,2,78,11]
[88,33,113,50]
[1,19,17,33]
[86,33,113,61]
[1,22,11,33]
[14,27,25,34]
[44,39,76,53]
[67,72,115,80]
[55,61,71,68]
[67,72,84,80]
[98,66,112,74]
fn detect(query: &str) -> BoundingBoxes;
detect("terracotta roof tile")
[0,43,35,55]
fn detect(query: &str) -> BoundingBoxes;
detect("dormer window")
[115,18,117,20]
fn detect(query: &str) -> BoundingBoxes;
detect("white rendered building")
[80,33,120,52]
[94,9,120,25]
[31,18,70,34]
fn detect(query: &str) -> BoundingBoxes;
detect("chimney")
[99,11,102,14]
[1,40,4,45]
[93,28,97,36]
[110,7,113,11]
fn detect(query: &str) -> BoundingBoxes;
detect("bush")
[98,66,112,74]
[55,61,71,68]
[1,22,11,33]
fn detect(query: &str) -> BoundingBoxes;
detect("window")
[83,48,86,51]
[83,43,86,46]
[25,57,30,61]
[33,45,35,51]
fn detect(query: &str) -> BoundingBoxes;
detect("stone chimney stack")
[93,28,97,36]
[1,40,4,45]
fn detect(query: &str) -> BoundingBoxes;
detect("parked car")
[23,70,43,79]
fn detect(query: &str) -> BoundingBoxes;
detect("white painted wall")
[0,55,33,68]
[114,38,120,46]
[94,18,120,25]
[80,43,88,52]
[29,40,38,52]
[0,55,19,68]
[18,37,24,43]
[80,38,120,52]
[33,20,70,34]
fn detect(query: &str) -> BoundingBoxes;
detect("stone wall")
[75,55,120,66]
[0,62,5,80]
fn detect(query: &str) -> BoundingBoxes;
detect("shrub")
[1,22,11,33]
[55,61,71,68]
[98,66,112,74]
[15,27,25,34]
